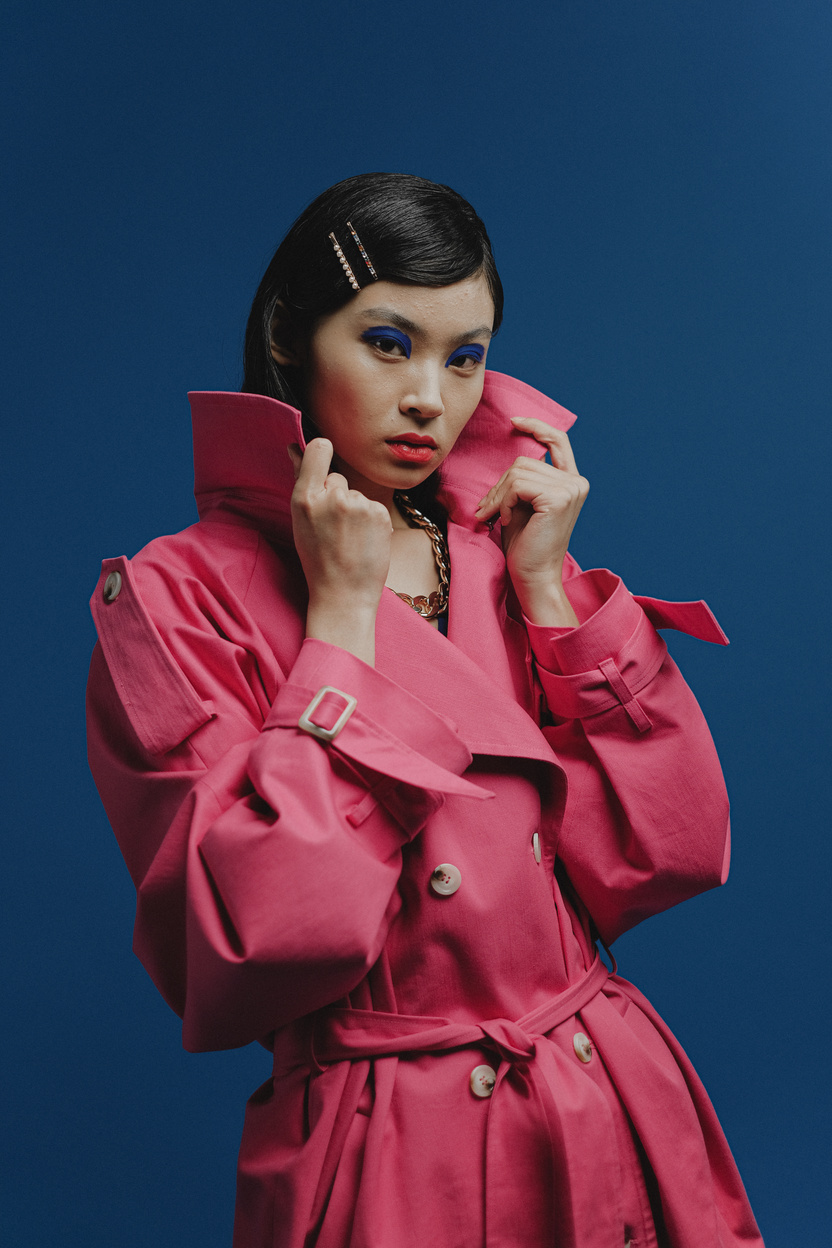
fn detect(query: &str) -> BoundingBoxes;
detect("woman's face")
[294,274,495,501]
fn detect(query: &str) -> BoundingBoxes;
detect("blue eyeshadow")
[361,326,412,357]
[445,344,485,368]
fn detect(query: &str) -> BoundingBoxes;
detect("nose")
[399,363,444,420]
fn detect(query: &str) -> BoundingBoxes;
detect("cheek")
[307,375,385,462]
[305,363,357,434]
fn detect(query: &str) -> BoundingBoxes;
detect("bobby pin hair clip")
[328,232,360,291]
[329,223,378,290]
[347,221,378,279]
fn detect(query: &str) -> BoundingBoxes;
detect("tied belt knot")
[275,955,630,1246]
[478,1016,539,1063]
[302,953,610,1073]
[271,954,738,1247]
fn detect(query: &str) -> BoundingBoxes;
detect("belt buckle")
[298,686,357,742]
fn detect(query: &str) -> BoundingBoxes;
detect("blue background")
[3,2,829,1244]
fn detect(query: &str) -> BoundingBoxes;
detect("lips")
[388,434,437,448]
[386,434,438,464]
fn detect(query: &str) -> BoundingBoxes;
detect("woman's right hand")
[288,439,392,666]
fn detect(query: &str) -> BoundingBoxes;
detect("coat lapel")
[375,524,558,768]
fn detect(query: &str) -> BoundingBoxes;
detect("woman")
[87,173,763,1247]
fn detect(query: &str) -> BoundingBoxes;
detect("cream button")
[430,863,461,896]
[469,1064,497,1098]
[532,832,542,864]
[573,1031,593,1063]
[103,571,122,603]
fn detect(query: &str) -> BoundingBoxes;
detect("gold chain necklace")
[392,493,450,621]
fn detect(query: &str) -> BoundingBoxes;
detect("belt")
[308,952,610,1068]
[272,955,743,1247]
[274,956,629,1246]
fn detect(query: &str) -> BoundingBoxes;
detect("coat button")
[102,571,122,603]
[469,1064,497,1098]
[430,863,462,896]
[532,832,541,864]
[573,1031,593,1063]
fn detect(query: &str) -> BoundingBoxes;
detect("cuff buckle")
[298,686,357,742]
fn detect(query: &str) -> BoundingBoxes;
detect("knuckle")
[293,487,315,513]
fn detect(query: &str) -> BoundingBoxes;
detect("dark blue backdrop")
[3,2,829,1244]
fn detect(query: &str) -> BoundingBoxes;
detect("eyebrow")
[358,307,494,342]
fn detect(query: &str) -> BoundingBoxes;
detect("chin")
[390,467,439,490]
[369,457,437,487]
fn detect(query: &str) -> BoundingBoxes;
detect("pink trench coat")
[87,372,763,1248]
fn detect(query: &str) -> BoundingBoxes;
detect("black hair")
[241,173,502,520]
[242,172,503,405]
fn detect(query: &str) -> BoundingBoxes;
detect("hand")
[288,439,393,664]
[474,417,589,626]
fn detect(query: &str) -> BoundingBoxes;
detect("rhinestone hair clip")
[347,220,378,279]
[328,222,378,291]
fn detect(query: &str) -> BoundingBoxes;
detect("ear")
[269,302,303,367]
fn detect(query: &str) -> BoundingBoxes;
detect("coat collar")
[189,371,576,544]
[188,373,577,767]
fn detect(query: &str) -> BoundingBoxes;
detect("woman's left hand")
[474,416,589,627]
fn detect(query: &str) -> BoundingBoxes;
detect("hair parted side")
[241,172,503,407]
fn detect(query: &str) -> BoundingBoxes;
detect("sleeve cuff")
[525,569,646,675]
[525,570,729,728]
[526,571,667,728]
[264,639,492,800]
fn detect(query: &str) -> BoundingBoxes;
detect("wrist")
[515,577,579,628]
[305,600,378,666]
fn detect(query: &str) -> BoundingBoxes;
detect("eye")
[370,336,406,356]
[361,326,412,358]
[445,344,485,370]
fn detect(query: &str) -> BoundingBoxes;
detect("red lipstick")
[386,434,437,464]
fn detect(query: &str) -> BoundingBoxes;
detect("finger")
[475,463,549,517]
[324,472,352,496]
[476,479,524,527]
[359,495,396,532]
[475,470,510,518]
[510,416,579,475]
[500,488,522,527]
[477,464,586,529]
[475,445,580,519]
[293,438,334,491]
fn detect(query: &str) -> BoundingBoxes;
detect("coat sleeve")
[87,555,490,1052]
[524,562,731,944]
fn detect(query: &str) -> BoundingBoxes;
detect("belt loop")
[598,657,653,733]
